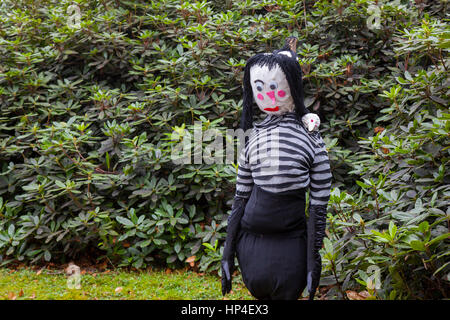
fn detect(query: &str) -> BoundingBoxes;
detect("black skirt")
[236,185,308,300]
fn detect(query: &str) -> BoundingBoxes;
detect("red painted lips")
[264,106,280,112]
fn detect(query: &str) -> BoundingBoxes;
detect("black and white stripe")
[235,112,332,206]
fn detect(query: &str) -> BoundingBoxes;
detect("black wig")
[240,40,307,131]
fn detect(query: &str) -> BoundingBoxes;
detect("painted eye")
[269,81,278,90]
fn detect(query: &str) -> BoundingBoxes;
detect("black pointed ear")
[276,36,298,56]
[273,37,300,65]
[284,36,298,52]
[241,64,254,131]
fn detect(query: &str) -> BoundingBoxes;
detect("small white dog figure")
[302,113,320,132]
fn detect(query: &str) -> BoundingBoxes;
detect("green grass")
[0,267,254,300]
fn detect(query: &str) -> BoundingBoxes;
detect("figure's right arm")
[235,146,254,200]
[228,145,253,231]
[226,145,253,239]
[221,145,253,295]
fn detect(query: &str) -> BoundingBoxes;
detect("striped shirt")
[236,112,332,206]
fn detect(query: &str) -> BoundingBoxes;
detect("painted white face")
[250,63,294,116]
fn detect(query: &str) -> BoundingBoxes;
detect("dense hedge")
[0,0,448,299]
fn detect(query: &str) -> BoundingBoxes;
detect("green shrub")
[0,0,448,299]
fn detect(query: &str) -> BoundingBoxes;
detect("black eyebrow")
[254,79,264,84]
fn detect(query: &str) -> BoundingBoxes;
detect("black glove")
[306,204,327,300]
[221,196,248,296]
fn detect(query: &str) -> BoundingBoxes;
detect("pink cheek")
[311,119,314,122]
[257,93,264,101]
[277,90,286,97]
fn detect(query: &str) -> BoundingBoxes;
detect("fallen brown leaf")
[374,126,385,134]
[97,261,108,270]
[186,255,196,267]
[358,291,370,299]
[8,292,17,300]
[346,290,365,300]
[18,289,24,297]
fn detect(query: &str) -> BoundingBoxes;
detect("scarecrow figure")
[221,37,332,300]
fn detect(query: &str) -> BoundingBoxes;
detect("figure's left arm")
[306,132,332,300]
